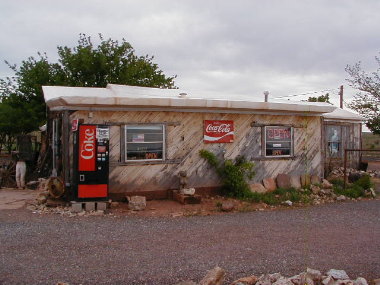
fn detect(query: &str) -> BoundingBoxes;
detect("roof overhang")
[43,84,337,116]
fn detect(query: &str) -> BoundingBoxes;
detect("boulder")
[311,175,320,185]
[326,269,350,280]
[310,185,321,195]
[231,275,258,285]
[180,188,196,195]
[306,268,322,282]
[322,276,335,285]
[127,196,146,211]
[250,183,267,193]
[301,174,311,187]
[290,175,302,189]
[276,174,291,189]
[273,277,294,285]
[354,277,368,285]
[336,195,346,201]
[263,177,277,192]
[221,201,235,212]
[199,266,225,285]
[322,179,333,189]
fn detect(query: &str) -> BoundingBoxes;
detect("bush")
[354,174,373,190]
[199,150,255,198]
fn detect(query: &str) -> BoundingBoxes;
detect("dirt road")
[0,200,379,284]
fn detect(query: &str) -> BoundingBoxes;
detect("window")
[265,126,293,156]
[125,125,165,161]
[326,125,341,157]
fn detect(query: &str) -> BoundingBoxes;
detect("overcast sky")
[1,0,379,106]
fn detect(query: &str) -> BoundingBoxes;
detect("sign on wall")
[204,120,234,143]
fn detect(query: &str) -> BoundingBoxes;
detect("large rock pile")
[328,167,380,180]
[175,267,377,285]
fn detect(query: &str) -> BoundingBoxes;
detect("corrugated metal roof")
[42,84,337,115]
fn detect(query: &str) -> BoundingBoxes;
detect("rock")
[322,179,333,189]
[250,183,267,193]
[273,277,293,285]
[311,175,320,185]
[290,175,302,189]
[276,174,291,189]
[174,281,197,285]
[301,174,311,187]
[369,188,376,198]
[283,200,292,206]
[110,202,119,208]
[231,275,258,285]
[180,188,196,195]
[269,273,282,282]
[354,277,368,285]
[306,268,322,282]
[199,266,225,285]
[373,278,380,285]
[310,185,321,194]
[36,195,48,205]
[221,201,235,212]
[326,269,350,280]
[289,275,302,285]
[336,195,346,201]
[262,177,277,192]
[322,276,335,285]
[127,196,146,211]
[256,274,275,285]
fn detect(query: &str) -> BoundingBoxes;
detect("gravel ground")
[0,200,379,285]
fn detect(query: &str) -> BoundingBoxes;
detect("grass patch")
[331,174,373,199]
[244,187,312,205]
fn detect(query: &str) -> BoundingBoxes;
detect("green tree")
[307,93,331,103]
[346,53,380,134]
[0,33,177,132]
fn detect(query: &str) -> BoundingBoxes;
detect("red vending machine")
[73,124,110,201]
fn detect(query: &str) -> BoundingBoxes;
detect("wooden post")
[339,85,344,109]
[62,111,70,193]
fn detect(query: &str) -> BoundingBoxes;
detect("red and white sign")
[204,120,234,143]
[71,119,79,132]
[78,125,96,171]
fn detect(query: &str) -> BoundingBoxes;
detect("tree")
[346,53,380,134]
[307,93,331,103]
[0,34,177,133]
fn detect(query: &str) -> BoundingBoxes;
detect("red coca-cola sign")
[204,120,234,143]
[78,125,96,171]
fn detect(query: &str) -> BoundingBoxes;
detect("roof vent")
[178,92,187,98]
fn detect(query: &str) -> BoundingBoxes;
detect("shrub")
[199,149,255,198]
[354,174,373,190]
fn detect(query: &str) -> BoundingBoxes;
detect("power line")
[272,88,340,99]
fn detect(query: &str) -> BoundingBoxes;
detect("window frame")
[264,125,294,158]
[124,124,166,162]
[326,125,342,158]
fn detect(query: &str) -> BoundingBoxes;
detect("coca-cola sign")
[204,120,234,143]
[78,125,96,171]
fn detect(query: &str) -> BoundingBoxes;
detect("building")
[42,84,361,201]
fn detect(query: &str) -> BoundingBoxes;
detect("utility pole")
[339,85,344,109]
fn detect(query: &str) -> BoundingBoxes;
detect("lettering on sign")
[145,153,158,159]
[78,125,97,171]
[267,128,291,140]
[204,120,234,143]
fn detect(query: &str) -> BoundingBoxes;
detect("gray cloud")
[1,0,379,103]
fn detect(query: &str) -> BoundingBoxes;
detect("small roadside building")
[42,84,361,201]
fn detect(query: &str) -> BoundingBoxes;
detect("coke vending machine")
[73,124,110,201]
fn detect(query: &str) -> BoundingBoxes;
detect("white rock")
[326,269,350,280]
[283,200,293,206]
[336,195,346,201]
[273,277,293,285]
[307,268,322,281]
[354,277,368,285]
[180,188,196,195]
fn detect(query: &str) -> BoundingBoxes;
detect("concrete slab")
[0,188,38,210]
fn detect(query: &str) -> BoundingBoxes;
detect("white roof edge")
[322,108,364,122]
[42,84,337,114]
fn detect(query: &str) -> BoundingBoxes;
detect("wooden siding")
[69,111,324,194]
